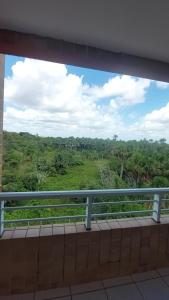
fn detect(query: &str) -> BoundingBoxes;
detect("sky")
[3,55,169,141]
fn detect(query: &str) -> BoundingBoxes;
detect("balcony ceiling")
[0,0,169,80]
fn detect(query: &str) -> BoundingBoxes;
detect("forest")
[3,131,169,223]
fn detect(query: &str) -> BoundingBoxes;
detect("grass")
[4,159,151,226]
[40,160,102,190]
[5,160,102,225]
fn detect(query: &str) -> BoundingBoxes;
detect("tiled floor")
[2,268,169,300]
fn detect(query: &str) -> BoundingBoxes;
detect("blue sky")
[4,55,169,140]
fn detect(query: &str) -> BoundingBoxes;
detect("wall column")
[0,54,4,192]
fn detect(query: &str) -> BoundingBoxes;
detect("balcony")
[1,188,169,299]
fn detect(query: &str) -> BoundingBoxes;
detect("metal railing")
[0,187,169,236]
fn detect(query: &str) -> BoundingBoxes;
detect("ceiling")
[0,0,169,78]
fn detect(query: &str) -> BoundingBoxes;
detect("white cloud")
[156,81,169,89]
[128,102,169,140]
[4,58,152,139]
[88,75,150,107]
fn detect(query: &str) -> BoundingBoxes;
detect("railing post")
[85,196,92,230]
[152,194,161,223]
[0,200,4,237]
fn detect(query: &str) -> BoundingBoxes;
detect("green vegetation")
[3,131,169,224]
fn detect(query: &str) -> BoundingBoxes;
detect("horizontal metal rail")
[3,214,86,224]
[1,187,169,201]
[93,209,155,218]
[3,199,153,211]
[93,200,154,206]
[0,187,169,235]
[4,203,87,211]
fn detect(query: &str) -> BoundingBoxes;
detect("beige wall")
[0,54,4,192]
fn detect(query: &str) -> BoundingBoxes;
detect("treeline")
[2,131,169,193]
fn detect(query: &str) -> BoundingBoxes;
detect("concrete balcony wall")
[0,217,169,295]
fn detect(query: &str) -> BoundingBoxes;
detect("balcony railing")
[1,187,169,236]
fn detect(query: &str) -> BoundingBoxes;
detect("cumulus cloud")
[156,81,169,89]
[4,58,152,139]
[128,102,169,140]
[88,75,150,107]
